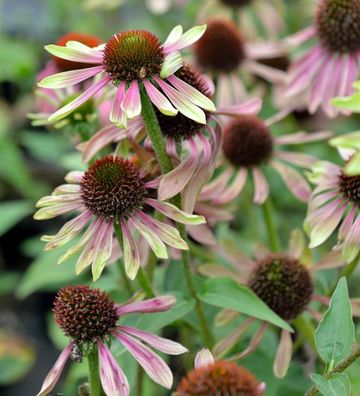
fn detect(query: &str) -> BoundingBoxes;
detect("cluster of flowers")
[31,0,360,394]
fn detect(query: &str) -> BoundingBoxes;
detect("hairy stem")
[304,345,360,396]
[87,345,103,396]
[261,198,281,252]
[140,88,213,346]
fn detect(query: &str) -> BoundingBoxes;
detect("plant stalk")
[87,345,103,396]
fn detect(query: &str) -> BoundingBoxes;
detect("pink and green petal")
[110,82,127,126]
[36,343,73,396]
[274,330,292,378]
[120,219,141,280]
[145,198,206,225]
[143,80,178,115]
[116,332,173,389]
[44,43,103,64]
[121,81,141,119]
[160,51,183,79]
[252,167,269,205]
[98,341,130,396]
[116,295,176,316]
[194,349,215,369]
[117,326,188,355]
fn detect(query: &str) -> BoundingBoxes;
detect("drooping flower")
[216,107,331,205]
[193,18,286,105]
[285,0,360,118]
[34,155,205,280]
[38,25,215,127]
[199,230,356,377]
[174,348,265,396]
[37,286,187,396]
[305,158,360,263]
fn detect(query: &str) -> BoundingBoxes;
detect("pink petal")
[143,79,178,115]
[272,160,311,202]
[186,224,216,246]
[213,168,247,204]
[110,82,127,125]
[285,26,316,47]
[49,76,111,122]
[117,326,188,355]
[36,343,72,396]
[98,341,130,396]
[121,81,141,119]
[252,167,269,204]
[120,219,140,280]
[116,295,176,316]
[115,332,173,389]
[215,98,262,117]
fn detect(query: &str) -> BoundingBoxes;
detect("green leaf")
[332,93,360,112]
[0,200,33,237]
[199,278,293,332]
[310,373,351,396]
[136,293,196,332]
[315,277,354,366]
[16,243,83,298]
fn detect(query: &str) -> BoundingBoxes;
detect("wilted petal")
[274,330,292,378]
[116,332,173,389]
[194,349,215,369]
[116,295,176,316]
[36,343,72,396]
[98,341,130,396]
[118,326,188,355]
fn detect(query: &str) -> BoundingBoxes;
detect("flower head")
[248,254,313,321]
[305,159,360,262]
[38,25,215,126]
[34,155,205,280]
[216,108,331,204]
[176,349,265,396]
[37,287,187,396]
[285,0,360,117]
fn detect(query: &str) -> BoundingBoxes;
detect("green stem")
[87,345,103,396]
[261,198,281,252]
[140,88,172,174]
[135,365,144,396]
[304,345,360,396]
[114,221,155,298]
[140,88,213,347]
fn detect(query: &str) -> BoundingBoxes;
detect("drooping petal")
[120,219,140,280]
[117,326,188,355]
[194,349,215,369]
[252,167,269,205]
[215,98,262,117]
[91,220,114,281]
[288,229,305,259]
[275,151,318,169]
[272,160,311,202]
[145,198,206,225]
[116,295,176,316]
[167,74,216,111]
[274,330,292,378]
[212,168,247,205]
[342,214,360,262]
[110,82,127,126]
[130,217,168,259]
[116,332,173,389]
[38,66,104,89]
[155,76,206,124]
[310,250,345,272]
[138,212,188,250]
[143,79,178,115]
[36,343,72,396]
[48,76,111,122]
[98,341,130,396]
[121,81,141,119]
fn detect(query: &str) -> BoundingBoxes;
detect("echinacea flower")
[37,285,187,396]
[199,231,354,377]
[305,158,360,263]
[285,0,360,118]
[38,25,215,127]
[174,348,265,396]
[216,108,331,204]
[193,18,286,105]
[34,155,205,280]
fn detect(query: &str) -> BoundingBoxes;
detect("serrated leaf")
[199,277,293,332]
[310,373,351,396]
[315,277,354,366]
